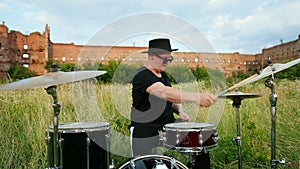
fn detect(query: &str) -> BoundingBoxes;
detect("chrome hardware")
[176,130,180,145]
[58,138,64,169]
[86,137,90,169]
[198,133,203,146]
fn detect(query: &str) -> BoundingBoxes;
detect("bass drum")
[46,122,111,169]
[118,154,188,169]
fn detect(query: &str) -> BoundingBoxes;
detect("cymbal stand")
[45,85,62,169]
[265,76,285,169]
[230,93,243,169]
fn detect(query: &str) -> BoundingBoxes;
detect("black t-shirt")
[130,66,175,128]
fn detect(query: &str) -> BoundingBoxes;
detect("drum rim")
[118,154,188,169]
[164,122,216,131]
[47,122,111,133]
[164,143,218,153]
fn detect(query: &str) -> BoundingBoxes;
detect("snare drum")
[163,122,218,153]
[118,154,188,169]
[46,122,111,169]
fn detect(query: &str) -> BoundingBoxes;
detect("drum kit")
[0,57,299,169]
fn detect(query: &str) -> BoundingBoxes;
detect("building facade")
[0,22,299,78]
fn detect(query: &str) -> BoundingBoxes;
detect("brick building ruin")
[0,22,299,78]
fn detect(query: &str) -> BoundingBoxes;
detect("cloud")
[0,2,10,11]
[1,0,299,54]
[200,0,300,53]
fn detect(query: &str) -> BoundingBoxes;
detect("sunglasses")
[154,54,174,64]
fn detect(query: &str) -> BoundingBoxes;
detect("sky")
[1,0,300,54]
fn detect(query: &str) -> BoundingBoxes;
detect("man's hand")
[179,111,190,122]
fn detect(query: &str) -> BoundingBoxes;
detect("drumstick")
[217,73,258,97]
[228,73,258,91]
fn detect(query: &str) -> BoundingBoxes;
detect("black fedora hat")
[142,38,178,53]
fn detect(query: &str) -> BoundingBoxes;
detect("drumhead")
[47,122,110,133]
[164,122,216,131]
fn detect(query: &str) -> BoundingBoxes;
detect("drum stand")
[230,92,243,169]
[45,85,62,169]
[265,76,285,169]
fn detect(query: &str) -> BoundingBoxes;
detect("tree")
[276,63,300,80]
[97,60,121,83]
[8,62,37,80]
[59,63,75,72]
[112,64,138,84]
[167,65,195,83]
[191,66,209,81]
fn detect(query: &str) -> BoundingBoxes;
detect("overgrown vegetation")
[7,62,37,80]
[0,79,299,168]
[1,59,299,168]
[7,60,300,83]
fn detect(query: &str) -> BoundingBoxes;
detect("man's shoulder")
[133,66,151,78]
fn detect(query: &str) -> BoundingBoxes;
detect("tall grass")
[0,79,299,168]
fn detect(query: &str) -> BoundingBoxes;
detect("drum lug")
[105,133,111,169]
[213,132,220,143]
[45,135,51,168]
[176,130,180,145]
[198,133,203,146]
[170,157,180,169]
[158,130,166,146]
[58,138,64,168]
[86,137,91,169]
[45,135,51,145]
[129,160,136,169]
[153,160,168,168]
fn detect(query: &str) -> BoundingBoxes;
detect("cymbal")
[218,91,261,100]
[240,57,300,87]
[217,57,300,96]
[0,70,106,90]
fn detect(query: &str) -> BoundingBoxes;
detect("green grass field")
[0,79,299,168]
